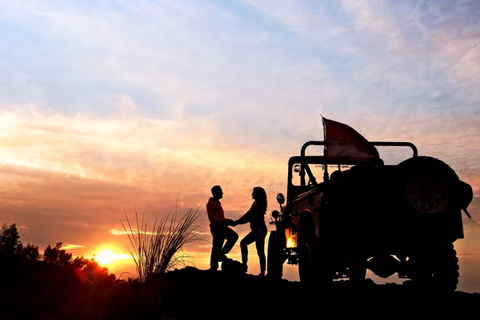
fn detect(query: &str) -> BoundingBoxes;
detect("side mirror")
[271,210,280,220]
[276,193,285,205]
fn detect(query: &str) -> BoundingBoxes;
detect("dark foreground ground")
[151,267,480,319]
[2,257,480,320]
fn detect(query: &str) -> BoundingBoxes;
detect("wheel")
[408,242,459,292]
[267,231,285,279]
[297,210,318,283]
[349,257,367,284]
[431,243,460,291]
[398,156,458,216]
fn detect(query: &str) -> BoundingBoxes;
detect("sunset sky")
[1,0,480,292]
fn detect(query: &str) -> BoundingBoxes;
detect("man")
[206,185,238,270]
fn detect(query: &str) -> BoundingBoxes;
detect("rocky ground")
[2,257,480,320]
[145,267,480,319]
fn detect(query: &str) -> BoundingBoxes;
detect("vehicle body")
[267,121,473,291]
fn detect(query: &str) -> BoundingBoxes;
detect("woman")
[234,187,268,276]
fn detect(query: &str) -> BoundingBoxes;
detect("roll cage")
[287,141,418,204]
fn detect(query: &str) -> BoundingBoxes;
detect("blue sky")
[2,1,479,144]
[1,0,480,290]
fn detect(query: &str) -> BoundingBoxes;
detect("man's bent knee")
[240,238,248,247]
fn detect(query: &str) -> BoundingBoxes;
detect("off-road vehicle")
[267,119,473,291]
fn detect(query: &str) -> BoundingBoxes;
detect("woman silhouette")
[234,187,268,276]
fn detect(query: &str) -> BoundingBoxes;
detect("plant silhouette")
[121,207,202,281]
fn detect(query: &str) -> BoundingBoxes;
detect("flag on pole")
[323,117,380,163]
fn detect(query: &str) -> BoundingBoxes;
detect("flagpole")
[322,116,329,182]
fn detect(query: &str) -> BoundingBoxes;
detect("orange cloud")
[0,109,290,262]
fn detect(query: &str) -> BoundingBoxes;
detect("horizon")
[1,0,479,293]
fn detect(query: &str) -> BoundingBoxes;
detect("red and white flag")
[323,118,380,163]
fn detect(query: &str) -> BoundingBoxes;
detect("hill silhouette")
[148,267,480,319]
[1,254,480,320]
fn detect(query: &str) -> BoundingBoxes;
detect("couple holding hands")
[206,185,268,276]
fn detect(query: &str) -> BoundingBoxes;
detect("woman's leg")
[255,225,268,275]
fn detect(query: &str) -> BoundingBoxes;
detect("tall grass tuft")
[121,207,201,282]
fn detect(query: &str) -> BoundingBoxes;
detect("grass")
[121,207,202,282]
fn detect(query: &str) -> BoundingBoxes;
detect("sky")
[1,0,480,292]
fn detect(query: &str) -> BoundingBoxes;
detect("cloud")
[61,244,85,251]
[1,1,480,280]
[0,108,290,258]
[0,107,289,188]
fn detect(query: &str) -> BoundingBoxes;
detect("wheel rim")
[406,171,449,214]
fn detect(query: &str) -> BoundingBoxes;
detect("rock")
[221,258,246,274]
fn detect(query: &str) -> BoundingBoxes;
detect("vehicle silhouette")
[267,119,473,291]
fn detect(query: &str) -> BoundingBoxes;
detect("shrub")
[122,207,201,282]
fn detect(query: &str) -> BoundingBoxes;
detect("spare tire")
[398,156,458,215]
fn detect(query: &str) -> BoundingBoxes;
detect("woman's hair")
[253,187,267,213]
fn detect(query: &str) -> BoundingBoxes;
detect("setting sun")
[96,249,116,266]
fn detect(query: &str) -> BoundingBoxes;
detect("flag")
[323,117,380,163]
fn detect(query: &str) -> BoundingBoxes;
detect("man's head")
[211,185,223,200]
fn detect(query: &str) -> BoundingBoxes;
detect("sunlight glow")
[96,249,116,266]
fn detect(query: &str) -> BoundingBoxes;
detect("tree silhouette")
[65,255,116,284]
[84,259,116,285]
[17,243,40,260]
[71,255,88,269]
[0,223,39,258]
[0,223,20,253]
[43,242,72,266]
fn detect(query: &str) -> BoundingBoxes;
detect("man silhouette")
[206,185,238,271]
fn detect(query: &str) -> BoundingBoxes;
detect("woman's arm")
[234,201,258,226]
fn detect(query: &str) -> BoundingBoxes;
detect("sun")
[96,249,116,266]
